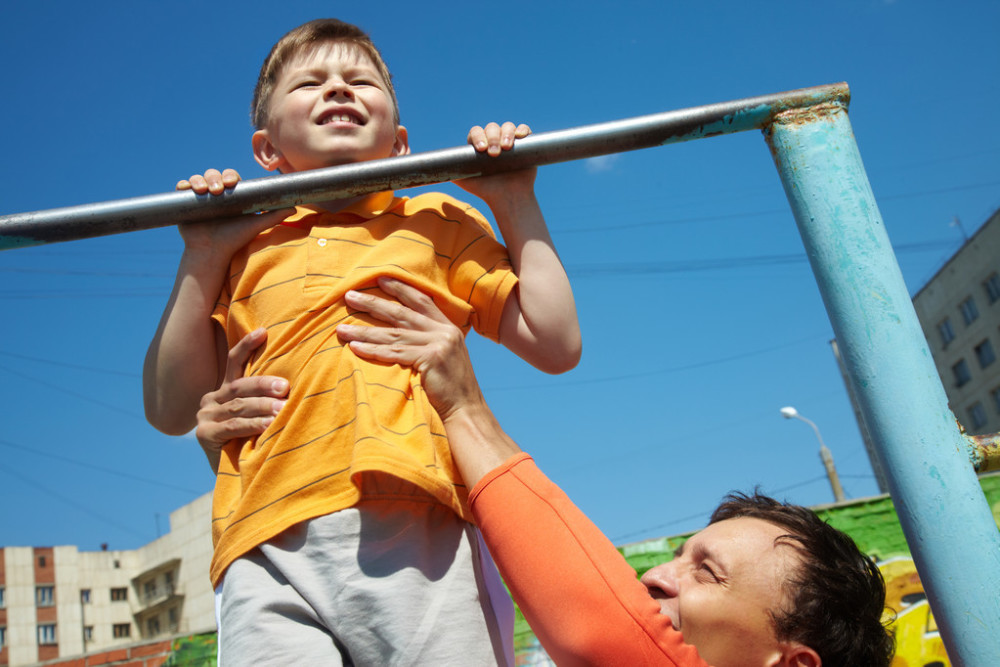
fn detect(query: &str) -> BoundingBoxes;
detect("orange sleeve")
[470,454,709,667]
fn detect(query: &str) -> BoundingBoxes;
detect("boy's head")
[250,19,408,174]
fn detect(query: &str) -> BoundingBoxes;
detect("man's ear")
[770,644,820,667]
[392,125,410,157]
[252,129,286,172]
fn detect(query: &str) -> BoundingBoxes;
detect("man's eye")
[700,564,719,581]
[352,79,376,86]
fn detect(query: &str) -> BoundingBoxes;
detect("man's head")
[250,19,408,174]
[640,491,893,667]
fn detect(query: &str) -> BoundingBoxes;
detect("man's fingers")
[376,277,453,324]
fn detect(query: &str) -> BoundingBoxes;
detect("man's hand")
[195,327,289,472]
[336,277,486,421]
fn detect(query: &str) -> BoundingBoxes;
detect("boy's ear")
[252,129,286,172]
[392,125,410,157]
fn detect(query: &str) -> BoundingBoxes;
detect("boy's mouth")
[320,111,363,126]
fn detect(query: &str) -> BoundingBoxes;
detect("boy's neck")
[311,196,364,214]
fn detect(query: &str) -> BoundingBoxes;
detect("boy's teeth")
[325,114,357,124]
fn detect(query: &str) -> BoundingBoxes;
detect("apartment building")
[0,493,214,666]
[912,208,1000,435]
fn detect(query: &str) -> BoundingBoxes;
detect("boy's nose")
[324,80,354,100]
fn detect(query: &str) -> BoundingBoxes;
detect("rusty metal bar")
[0,83,848,250]
[969,432,1000,473]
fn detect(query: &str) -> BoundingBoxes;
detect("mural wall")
[513,472,1000,666]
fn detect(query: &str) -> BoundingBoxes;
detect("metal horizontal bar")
[0,83,849,250]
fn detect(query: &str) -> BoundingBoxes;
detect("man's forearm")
[440,400,523,490]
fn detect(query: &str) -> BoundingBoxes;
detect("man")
[198,277,894,666]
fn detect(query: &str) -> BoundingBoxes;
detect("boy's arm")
[457,123,582,375]
[143,169,290,435]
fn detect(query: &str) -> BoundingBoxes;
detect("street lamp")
[780,406,847,502]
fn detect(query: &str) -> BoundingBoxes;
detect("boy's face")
[252,42,408,173]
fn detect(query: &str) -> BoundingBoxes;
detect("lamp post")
[780,406,847,502]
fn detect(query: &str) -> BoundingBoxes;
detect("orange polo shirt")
[208,190,517,586]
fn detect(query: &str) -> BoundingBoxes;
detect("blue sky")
[2,0,998,552]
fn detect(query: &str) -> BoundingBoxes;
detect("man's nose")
[640,562,679,597]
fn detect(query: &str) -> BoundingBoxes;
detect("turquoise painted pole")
[765,103,1000,665]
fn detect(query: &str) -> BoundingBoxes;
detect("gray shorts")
[215,484,513,666]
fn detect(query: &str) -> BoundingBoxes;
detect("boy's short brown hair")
[251,19,399,130]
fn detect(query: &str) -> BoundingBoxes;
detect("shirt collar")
[282,191,403,226]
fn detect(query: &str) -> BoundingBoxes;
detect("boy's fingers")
[204,169,226,195]
[221,168,241,188]
[500,121,517,148]
[188,174,209,194]
[468,126,488,152]
[224,328,267,383]
[176,179,192,191]
[483,122,502,156]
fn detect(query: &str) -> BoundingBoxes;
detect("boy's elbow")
[537,338,582,375]
[143,397,195,437]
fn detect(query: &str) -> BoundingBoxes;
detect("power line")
[0,437,203,495]
[0,462,149,541]
[0,350,139,377]
[0,363,145,421]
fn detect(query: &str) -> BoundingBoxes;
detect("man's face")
[639,517,803,666]
[253,42,408,173]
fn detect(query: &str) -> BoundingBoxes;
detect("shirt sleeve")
[442,198,518,342]
[470,453,709,667]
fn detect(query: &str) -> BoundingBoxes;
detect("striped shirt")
[208,190,517,586]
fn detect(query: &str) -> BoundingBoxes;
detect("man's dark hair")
[710,491,894,667]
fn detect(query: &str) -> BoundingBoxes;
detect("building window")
[953,359,972,387]
[991,386,1000,414]
[975,339,996,368]
[36,585,54,607]
[38,555,47,568]
[80,589,91,604]
[969,402,988,430]
[0,586,5,609]
[1,625,6,649]
[37,623,57,646]
[147,616,161,637]
[143,580,158,602]
[110,587,128,602]
[937,317,955,347]
[83,625,94,643]
[113,623,131,639]
[168,606,179,633]
[960,296,979,325]
[985,273,1000,304]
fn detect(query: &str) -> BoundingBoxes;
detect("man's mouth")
[646,588,677,627]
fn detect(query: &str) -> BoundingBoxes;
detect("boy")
[143,18,580,665]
